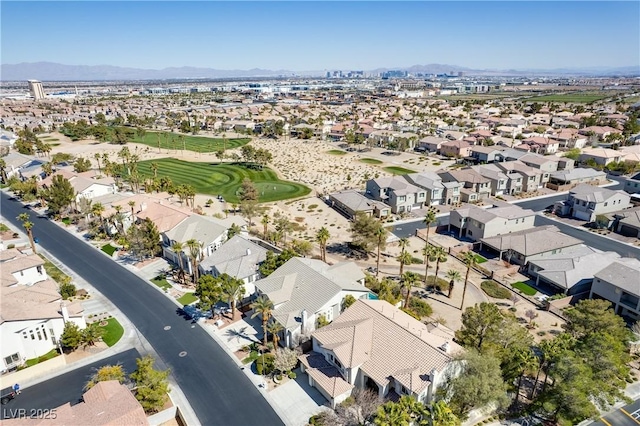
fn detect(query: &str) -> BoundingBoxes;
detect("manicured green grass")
[151,275,172,291]
[359,158,383,165]
[100,318,124,347]
[132,131,250,153]
[511,281,537,296]
[101,243,117,256]
[326,150,347,155]
[525,92,612,103]
[38,254,71,284]
[137,158,311,203]
[383,166,416,175]
[61,217,71,225]
[25,349,60,367]
[473,254,487,264]
[177,293,198,306]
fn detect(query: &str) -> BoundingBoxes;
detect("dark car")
[1,391,16,405]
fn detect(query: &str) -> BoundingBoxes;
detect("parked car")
[1,391,16,405]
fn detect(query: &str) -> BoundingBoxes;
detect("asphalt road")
[1,348,140,418]
[0,192,284,426]
[593,398,640,426]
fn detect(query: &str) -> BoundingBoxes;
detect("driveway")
[214,314,262,352]
[269,368,329,426]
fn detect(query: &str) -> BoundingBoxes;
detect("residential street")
[0,348,140,417]
[0,191,284,426]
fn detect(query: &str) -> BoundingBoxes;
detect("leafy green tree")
[129,355,170,413]
[341,294,356,312]
[350,212,384,253]
[439,351,509,419]
[59,281,77,299]
[259,249,295,276]
[81,323,105,348]
[45,175,75,218]
[563,299,630,343]
[238,178,258,202]
[427,400,460,426]
[73,157,92,173]
[85,364,126,390]
[195,275,223,313]
[374,395,427,426]
[455,302,505,352]
[61,322,83,351]
[289,239,313,256]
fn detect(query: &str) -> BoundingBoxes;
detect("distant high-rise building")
[28,80,45,100]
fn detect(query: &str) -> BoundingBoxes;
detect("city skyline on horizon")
[2,1,639,72]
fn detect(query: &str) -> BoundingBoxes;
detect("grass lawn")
[359,158,383,165]
[177,293,198,306]
[137,158,311,203]
[99,318,124,347]
[25,349,60,367]
[151,275,172,291]
[101,243,117,256]
[132,131,249,153]
[61,217,71,225]
[383,166,416,175]
[525,92,612,103]
[38,254,71,284]
[326,150,347,155]
[511,281,537,296]
[473,254,487,264]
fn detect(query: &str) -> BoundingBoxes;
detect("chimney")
[60,301,70,323]
[441,341,450,354]
[139,202,147,212]
[300,310,307,334]
[246,249,251,256]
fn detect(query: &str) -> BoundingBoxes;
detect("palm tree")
[267,321,284,349]
[171,241,185,284]
[17,213,36,254]
[401,272,418,308]
[261,214,270,240]
[426,400,459,426]
[445,269,461,298]
[422,210,436,279]
[397,237,410,256]
[128,200,136,220]
[251,295,274,347]
[461,251,477,310]
[397,251,413,276]
[422,244,435,287]
[315,227,330,262]
[94,152,101,173]
[221,274,245,318]
[514,348,539,403]
[91,202,105,234]
[375,225,388,277]
[433,247,447,280]
[150,162,159,179]
[186,239,202,284]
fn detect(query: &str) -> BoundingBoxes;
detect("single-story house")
[547,168,607,190]
[328,190,391,220]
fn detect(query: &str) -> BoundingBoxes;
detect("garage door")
[574,210,592,221]
[619,224,640,237]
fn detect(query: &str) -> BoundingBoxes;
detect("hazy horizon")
[2,1,639,71]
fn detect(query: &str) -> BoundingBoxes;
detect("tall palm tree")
[433,247,448,280]
[17,213,36,254]
[91,202,105,234]
[422,210,436,279]
[397,251,413,276]
[267,321,284,349]
[251,295,274,347]
[261,214,270,240]
[315,227,330,262]
[514,348,539,403]
[94,152,102,173]
[397,237,410,256]
[401,272,418,308]
[422,244,435,287]
[186,239,202,283]
[171,241,185,284]
[375,225,388,277]
[150,162,159,179]
[445,269,461,298]
[221,273,245,318]
[128,200,136,220]
[461,251,478,310]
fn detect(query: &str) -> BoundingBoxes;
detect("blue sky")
[2,1,638,71]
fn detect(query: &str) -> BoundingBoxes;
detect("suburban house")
[198,235,269,297]
[418,136,446,153]
[448,204,536,241]
[472,165,509,196]
[299,299,461,408]
[624,172,640,194]
[468,146,503,164]
[1,249,85,373]
[365,176,426,213]
[438,169,492,202]
[547,168,607,190]
[253,258,370,348]
[494,161,546,193]
[553,184,631,222]
[162,215,229,274]
[40,169,117,202]
[527,245,620,295]
[439,140,471,158]
[579,148,624,166]
[404,172,445,205]
[442,181,462,205]
[616,209,640,238]
[328,190,391,220]
[518,153,561,173]
[479,225,583,266]
[519,137,560,155]
[590,258,640,320]
[1,152,37,180]
[2,380,149,425]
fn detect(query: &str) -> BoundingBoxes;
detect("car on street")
[1,391,16,405]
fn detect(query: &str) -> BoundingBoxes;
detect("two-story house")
[468,146,503,164]
[590,258,640,320]
[448,204,536,241]
[404,172,445,206]
[365,177,426,213]
[438,169,492,202]
[554,184,631,222]
[472,165,509,196]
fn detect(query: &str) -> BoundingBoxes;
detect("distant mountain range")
[1,61,638,81]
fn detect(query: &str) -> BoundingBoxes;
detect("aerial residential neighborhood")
[1,1,639,426]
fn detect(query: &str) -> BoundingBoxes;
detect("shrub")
[288,371,296,379]
[59,281,77,299]
[480,280,511,299]
[425,275,450,292]
[255,353,275,375]
[408,298,433,317]
[410,256,424,265]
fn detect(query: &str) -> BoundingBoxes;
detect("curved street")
[0,191,284,426]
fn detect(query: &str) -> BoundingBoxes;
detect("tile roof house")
[3,380,149,425]
[590,258,640,321]
[1,249,85,373]
[439,140,471,158]
[480,225,583,266]
[253,258,369,348]
[527,245,620,294]
[438,169,492,202]
[366,176,427,214]
[328,190,391,220]
[198,235,269,297]
[404,172,446,206]
[448,204,536,241]
[299,300,461,408]
[579,148,624,166]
